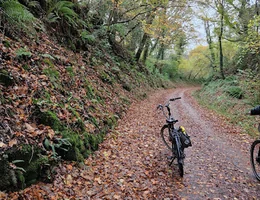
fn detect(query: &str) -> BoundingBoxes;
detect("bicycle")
[249,105,260,180]
[157,97,191,177]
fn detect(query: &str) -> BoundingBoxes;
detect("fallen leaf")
[65,174,73,185]
[103,150,111,158]
[9,139,17,147]
[25,123,35,133]
[94,177,102,184]
[0,142,7,148]
[67,164,73,171]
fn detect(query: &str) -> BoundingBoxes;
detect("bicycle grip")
[170,97,181,101]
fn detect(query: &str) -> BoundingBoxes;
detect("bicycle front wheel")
[160,125,172,150]
[250,140,260,181]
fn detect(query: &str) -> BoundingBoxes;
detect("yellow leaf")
[103,150,111,158]
[65,174,73,185]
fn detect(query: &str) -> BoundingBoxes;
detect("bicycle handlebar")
[157,97,181,119]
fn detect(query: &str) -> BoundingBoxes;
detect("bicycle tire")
[175,136,184,177]
[160,125,172,150]
[250,139,260,181]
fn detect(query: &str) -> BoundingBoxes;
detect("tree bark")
[135,8,156,62]
[142,36,151,63]
[218,0,225,79]
[135,33,149,61]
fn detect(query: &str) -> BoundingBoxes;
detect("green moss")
[59,131,85,161]
[0,146,54,191]
[0,69,14,87]
[0,155,11,190]
[122,82,132,91]
[43,60,60,89]
[38,110,62,131]
[84,79,96,99]
[22,64,30,71]
[104,114,118,129]
[89,115,98,127]
[120,96,130,105]
[75,119,86,132]
[66,66,75,77]
[75,147,84,162]
[99,71,114,85]
[16,171,25,189]
[68,106,80,118]
[3,40,11,48]
[83,132,104,151]
[8,145,38,165]
[43,58,55,67]
[24,156,49,183]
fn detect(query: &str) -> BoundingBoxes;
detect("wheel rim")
[160,125,172,150]
[251,140,260,181]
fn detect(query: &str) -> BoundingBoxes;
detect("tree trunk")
[135,8,156,62]
[135,33,149,61]
[156,43,165,60]
[256,0,259,34]
[204,20,216,70]
[142,36,151,63]
[218,0,225,79]
[149,37,159,56]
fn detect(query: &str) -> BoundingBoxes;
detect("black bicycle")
[250,105,260,180]
[157,97,191,177]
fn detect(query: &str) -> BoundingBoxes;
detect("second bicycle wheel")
[250,140,260,181]
[160,125,172,150]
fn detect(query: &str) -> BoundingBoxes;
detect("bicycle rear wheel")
[250,140,260,181]
[175,138,184,177]
[160,125,172,150]
[178,161,184,177]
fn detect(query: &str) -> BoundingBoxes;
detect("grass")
[195,74,260,138]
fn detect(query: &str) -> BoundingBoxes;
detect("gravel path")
[6,87,260,199]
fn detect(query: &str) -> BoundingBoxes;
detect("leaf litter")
[6,87,260,199]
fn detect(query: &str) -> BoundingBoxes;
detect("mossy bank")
[0,31,170,191]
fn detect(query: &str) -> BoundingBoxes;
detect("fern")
[80,30,95,43]
[47,1,79,27]
[1,0,37,34]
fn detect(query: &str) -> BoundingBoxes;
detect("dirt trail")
[6,87,260,199]
[168,87,260,199]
